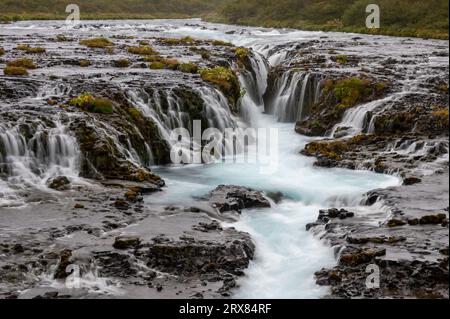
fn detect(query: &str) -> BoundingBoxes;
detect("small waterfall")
[330,95,397,137]
[265,70,322,123]
[0,119,80,205]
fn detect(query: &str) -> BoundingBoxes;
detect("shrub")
[7,58,36,69]
[80,37,114,49]
[114,59,131,68]
[4,66,28,76]
[69,93,114,114]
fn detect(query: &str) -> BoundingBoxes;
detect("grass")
[128,45,156,55]
[69,93,114,114]
[16,44,46,53]
[7,58,36,69]
[211,40,233,46]
[80,37,114,49]
[4,66,28,76]
[325,77,373,109]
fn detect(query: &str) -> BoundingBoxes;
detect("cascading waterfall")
[265,70,322,123]
[0,119,80,206]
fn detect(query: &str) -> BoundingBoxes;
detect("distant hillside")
[1,0,448,39]
[213,0,449,39]
[0,0,222,20]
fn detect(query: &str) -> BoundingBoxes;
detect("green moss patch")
[4,66,28,76]
[69,93,114,114]
[16,44,46,54]
[7,58,36,69]
[80,37,114,49]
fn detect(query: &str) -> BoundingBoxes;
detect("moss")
[437,84,449,93]
[114,59,131,68]
[303,140,350,161]
[161,36,196,45]
[149,61,165,69]
[179,62,198,73]
[3,66,28,76]
[0,47,4,56]
[211,40,232,46]
[16,44,46,53]
[69,93,114,114]
[79,59,91,67]
[144,55,163,63]
[387,219,407,227]
[163,58,181,70]
[138,40,149,46]
[80,37,114,48]
[235,47,250,60]
[200,66,240,102]
[331,77,373,109]
[55,35,68,42]
[335,54,348,64]
[7,58,36,69]
[127,45,156,55]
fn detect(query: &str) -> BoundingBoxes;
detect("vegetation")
[179,62,199,73]
[335,55,348,64]
[79,59,91,67]
[161,36,196,45]
[80,37,113,49]
[128,45,156,55]
[0,47,4,56]
[114,59,131,68]
[4,66,29,76]
[1,0,447,39]
[7,58,37,69]
[16,44,46,53]
[211,40,233,46]
[69,93,114,114]
[215,0,449,39]
[200,66,240,101]
[323,77,381,109]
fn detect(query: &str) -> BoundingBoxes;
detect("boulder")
[207,185,270,213]
[46,176,71,191]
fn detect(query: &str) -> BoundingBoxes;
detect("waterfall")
[0,119,80,205]
[265,71,322,123]
[330,94,397,137]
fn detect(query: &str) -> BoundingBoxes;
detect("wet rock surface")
[207,185,271,214]
[308,171,449,298]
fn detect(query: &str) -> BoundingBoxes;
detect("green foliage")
[7,58,36,69]
[69,93,114,114]
[4,66,28,76]
[161,36,196,45]
[211,40,233,46]
[235,47,250,61]
[149,62,165,69]
[217,0,449,39]
[80,37,113,48]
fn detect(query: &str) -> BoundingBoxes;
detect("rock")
[266,191,284,203]
[339,248,386,266]
[403,177,422,186]
[74,204,85,209]
[46,176,71,191]
[113,236,141,250]
[387,219,407,227]
[54,249,72,280]
[208,185,270,213]
[12,244,25,254]
[113,199,130,210]
[419,214,447,225]
[317,208,355,222]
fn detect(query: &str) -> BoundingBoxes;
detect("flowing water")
[1,19,446,298]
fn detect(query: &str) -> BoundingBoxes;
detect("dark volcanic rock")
[207,185,270,213]
[46,176,71,191]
